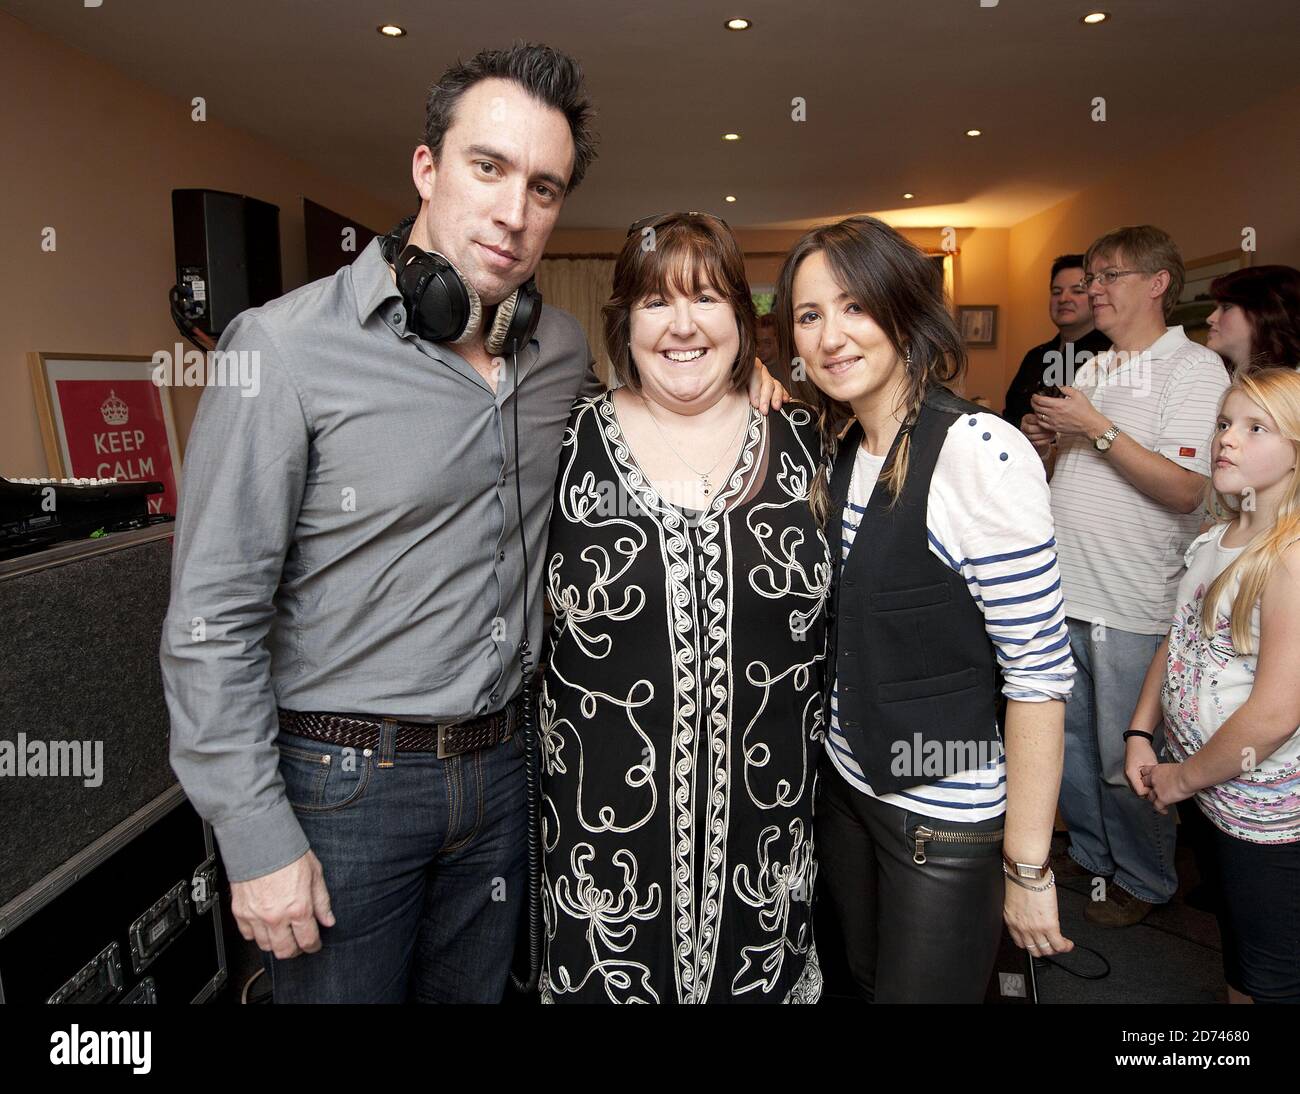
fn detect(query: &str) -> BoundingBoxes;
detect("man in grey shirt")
[162,44,780,1003]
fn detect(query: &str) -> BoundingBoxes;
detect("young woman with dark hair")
[775,215,1074,1002]
[1207,265,1300,373]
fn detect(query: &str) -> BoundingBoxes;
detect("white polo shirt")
[1049,325,1230,635]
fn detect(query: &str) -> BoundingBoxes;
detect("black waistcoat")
[825,386,1000,795]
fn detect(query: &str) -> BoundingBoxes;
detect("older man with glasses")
[1020,225,1230,927]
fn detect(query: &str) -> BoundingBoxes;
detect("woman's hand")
[1019,411,1055,456]
[747,357,787,413]
[1004,879,1073,956]
[1124,735,1158,798]
[1140,762,1194,814]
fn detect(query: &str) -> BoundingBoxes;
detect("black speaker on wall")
[171,188,282,339]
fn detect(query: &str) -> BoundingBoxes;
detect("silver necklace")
[639,395,749,496]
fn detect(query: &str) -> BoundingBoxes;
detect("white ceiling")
[6,0,1299,229]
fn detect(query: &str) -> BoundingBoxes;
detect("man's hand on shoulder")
[230,849,335,960]
[747,357,788,413]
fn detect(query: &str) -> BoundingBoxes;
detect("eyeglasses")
[626,210,732,239]
[1083,268,1146,288]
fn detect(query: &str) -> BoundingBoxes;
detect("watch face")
[1095,435,1112,451]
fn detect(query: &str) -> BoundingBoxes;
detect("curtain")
[536,257,617,384]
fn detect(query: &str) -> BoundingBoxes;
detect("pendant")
[702,475,712,495]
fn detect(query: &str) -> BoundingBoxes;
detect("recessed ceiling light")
[723,133,741,141]
[903,193,915,200]
[1081,11,1109,25]
[965,128,982,137]
[377,24,406,37]
[725,18,752,31]
[724,195,737,203]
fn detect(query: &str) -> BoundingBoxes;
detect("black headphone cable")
[508,344,543,995]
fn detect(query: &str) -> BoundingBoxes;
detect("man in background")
[1002,253,1111,425]
[756,312,781,376]
[1021,226,1229,927]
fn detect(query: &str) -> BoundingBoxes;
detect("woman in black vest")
[775,216,1074,1002]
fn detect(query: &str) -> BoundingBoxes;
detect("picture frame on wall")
[958,305,998,348]
[27,352,183,517]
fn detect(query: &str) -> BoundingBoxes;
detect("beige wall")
[950,229,1009,406]
[8,5,1291,473]
[1006,81,1300,408]
[0,13,405,476]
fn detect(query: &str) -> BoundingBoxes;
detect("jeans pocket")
[277,734,373,814]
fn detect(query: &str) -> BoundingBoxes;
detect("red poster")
[55,379,179,516]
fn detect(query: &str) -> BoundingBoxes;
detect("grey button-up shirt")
[161,236,600,881]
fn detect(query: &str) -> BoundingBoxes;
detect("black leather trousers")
[815,753,1005,1003]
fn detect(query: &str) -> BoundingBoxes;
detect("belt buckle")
[435,705,511,760]
[436,724,454,760]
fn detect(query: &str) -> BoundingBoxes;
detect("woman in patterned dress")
[538,213,830,1002]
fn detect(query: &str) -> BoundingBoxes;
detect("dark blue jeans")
[264,722,527,1003]
[1059,618,1178,903]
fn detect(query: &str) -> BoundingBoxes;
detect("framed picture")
[958,305,998,348]
[27,353,183,517]
[1170,250,1251,346]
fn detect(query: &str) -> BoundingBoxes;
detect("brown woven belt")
[277,696,522,760]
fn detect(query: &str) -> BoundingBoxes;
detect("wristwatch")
[1002,851,1051,881]
[1093,424,1120,452]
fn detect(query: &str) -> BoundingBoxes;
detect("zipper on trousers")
[911,824,1003,865]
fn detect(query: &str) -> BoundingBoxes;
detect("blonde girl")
[1125,366,1300,1004]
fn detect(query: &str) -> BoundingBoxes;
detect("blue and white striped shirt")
[827,411,1074,822]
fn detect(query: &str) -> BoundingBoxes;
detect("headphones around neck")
[380,214,542,356]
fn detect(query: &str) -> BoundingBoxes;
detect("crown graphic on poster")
[100,389,129,426]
